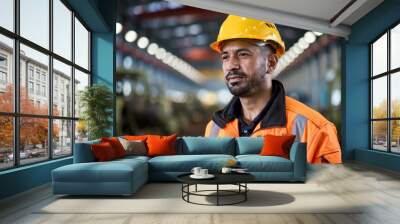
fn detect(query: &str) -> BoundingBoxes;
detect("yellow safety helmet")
[210,15,285,57]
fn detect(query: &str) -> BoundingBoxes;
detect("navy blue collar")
[212,80,287,129]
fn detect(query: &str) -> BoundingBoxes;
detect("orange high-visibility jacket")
[204,81,342,164]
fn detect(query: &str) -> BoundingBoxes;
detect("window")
[36,83,40,95]
[53,119,72,158]
[35,70,41,81]
[42,85,46,97]
[0,71,6,85]
[20,0,49,49]
[0,116,13,170]
[0,55,7,67]
[74,17,90,70]
[0,0,91,170]
[74,69,89,118]
[371,22,400,154]
[28,81,34,94]
[0,0,14,32]
[0,35,13,113]
[53,59,72,117]
[0,54,8,88]
[28,67,34,80]
[53,0,72,60]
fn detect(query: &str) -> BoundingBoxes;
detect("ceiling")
[117,0,307,79]
[173,0,384,37]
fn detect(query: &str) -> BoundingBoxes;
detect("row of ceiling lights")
[273,31,323,76]
[116,23,203,83]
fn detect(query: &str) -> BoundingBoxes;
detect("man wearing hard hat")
[205,15,342,164]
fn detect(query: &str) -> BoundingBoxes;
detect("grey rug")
[37,183,362,214]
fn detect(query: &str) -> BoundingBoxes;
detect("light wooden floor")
[1,162,400,224]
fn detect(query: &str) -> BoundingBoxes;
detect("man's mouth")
[227,75,245,86]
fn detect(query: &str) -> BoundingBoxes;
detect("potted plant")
[79,84,113,140]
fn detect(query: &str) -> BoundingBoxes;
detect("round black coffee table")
[177,173,255,206]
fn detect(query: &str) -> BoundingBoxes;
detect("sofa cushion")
[260,135,296,159]
[101,137,127,158]
[177,137,235,155]
[118,137,147,156]
[236,155,293,172]
[123,135,148,141]
[148,154,235,172]
[91,142,118,161]
[147,134,177,157]
[235,137,263,155]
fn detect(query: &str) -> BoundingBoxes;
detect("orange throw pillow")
[146,134,177,157]
[124,135,148,141]
[260,135,296,159]
[101,137,126,158]
[91,142,117,161]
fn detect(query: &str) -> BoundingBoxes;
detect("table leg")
[245,183,247,201]
[217,184,219,206]
[187,184,190,202]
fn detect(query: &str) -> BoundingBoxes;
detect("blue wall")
[0,0,116,200]
[92,32,116,135]
[0,158,72,199]
[344,0,400,171]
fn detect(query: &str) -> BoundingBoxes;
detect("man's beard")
[225,70,260,97]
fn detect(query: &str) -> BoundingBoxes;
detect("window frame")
[0,0,92,171]
[370,20,400,154]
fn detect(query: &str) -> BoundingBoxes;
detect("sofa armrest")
[289,142,307,181]
[73,140,100,163]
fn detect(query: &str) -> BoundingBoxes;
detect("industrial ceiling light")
[292,43,304,55]
[125,30,138,43]
[122,32,203,83]
[287,49,297,61]
[188,24,202,35]
[116,22,123,34]
[304,32,317,44]
[298,37,310,49]
[137,36,150,49]
[147,43,158,55]
[313,31,323,36]
[155,48,166,59]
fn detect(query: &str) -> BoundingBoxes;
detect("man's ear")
[266,54,278,74]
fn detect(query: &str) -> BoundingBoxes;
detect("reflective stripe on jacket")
[205,96,342,164]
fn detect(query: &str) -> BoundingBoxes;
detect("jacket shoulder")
[285,96,330,128]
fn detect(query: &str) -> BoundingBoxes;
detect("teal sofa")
[52,137,306,196]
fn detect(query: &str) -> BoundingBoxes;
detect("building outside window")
[41,73,46,83]
[0,0,91,170]
[41,85,46,97]
[0,71,6,84]
[28,66,34,80]
[371,22,400,153]
[28,81,34,94]
[35,83,40,95]
[0,54,7,90]
[35,70,40,81]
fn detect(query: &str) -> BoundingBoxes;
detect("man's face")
[220,39,271,97]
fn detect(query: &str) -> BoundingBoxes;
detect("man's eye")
[221,55,228,60]
[238,53,249,57]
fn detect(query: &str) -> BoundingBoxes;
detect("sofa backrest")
[73,139,100,163]
[235,137,264,155]
[176,137,236,155]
